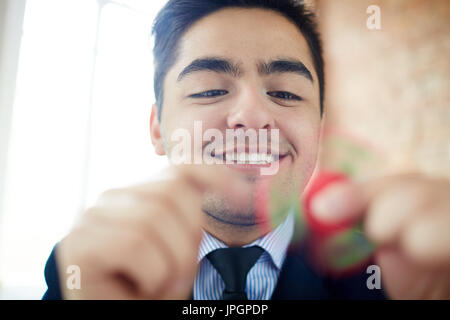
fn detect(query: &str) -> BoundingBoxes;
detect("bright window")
[0,0,168,299]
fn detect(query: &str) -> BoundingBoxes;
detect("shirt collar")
[197,211,294,270]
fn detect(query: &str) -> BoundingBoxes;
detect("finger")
[147,199,199,299]
[83,212,174,296]
[364,174,450,247]
[400,211,450,267]
[85,200,201,294]
[136,164,250,203]
[374,247,439,300]
[308,172,423,235]
[363,178,434,245]
[86,200,200,274]
[310,180,364,225]
[175,164,247,193]
[58,219,170,299]
[133,180,204,241]
[306,171,365,234]
[97,182,203,245]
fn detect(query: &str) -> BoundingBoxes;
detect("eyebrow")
[177,57,242,81]
[177,56,313,82]
[257,59,313,82]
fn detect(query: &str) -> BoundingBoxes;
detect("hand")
[310,173,450,299]
[56,165,244,299]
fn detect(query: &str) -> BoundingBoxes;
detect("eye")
[189,89,228,98]
[267,91,302,101]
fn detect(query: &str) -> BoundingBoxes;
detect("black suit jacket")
[42,244,387,300]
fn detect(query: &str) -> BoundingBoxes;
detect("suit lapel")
[270,247,389,300]
[270,249,330,300]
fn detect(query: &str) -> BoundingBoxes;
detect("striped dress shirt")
[193,213,294,300]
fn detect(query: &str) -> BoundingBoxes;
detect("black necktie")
[206,246,264,300]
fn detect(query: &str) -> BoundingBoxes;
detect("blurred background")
[0,0,448,299]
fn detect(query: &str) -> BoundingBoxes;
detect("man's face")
[152,8,322,227]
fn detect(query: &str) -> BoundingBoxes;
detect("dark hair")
[152,0,324,120]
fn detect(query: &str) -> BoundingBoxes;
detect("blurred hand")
[56,165,245,299]
[311,173,450,299]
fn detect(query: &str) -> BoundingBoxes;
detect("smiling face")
[150,8,322,234]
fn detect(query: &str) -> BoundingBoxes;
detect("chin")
[202,191,259,227]
[204,210,259,227]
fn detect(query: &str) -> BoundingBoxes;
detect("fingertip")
[364,199,396,246]
[401,215,450,266]
[310,182,358,222]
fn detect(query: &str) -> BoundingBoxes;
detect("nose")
[226,87,275,130]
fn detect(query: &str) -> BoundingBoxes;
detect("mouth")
[214,152,282,164]
[209,148,290,172]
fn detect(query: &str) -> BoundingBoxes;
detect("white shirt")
[193,213,294,300]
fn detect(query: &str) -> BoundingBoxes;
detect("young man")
[43,0,450,300]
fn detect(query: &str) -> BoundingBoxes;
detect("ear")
[150,104,166,156]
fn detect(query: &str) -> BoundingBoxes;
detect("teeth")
[227,152,276,164]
